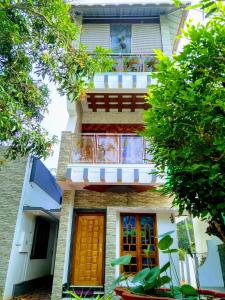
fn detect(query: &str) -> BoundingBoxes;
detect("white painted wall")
[24,182,61,211]
[198,238,224,288]
[192,218,210,254]
[3,158,60,299]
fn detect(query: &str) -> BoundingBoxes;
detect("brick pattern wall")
[51,190,75,300]
[105,208,117,293]
[0,151,27,295]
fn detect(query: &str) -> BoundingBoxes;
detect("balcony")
[91,54,157,91]
[71,133,151,164]
[110,54,157,73]
[65,134,165,187]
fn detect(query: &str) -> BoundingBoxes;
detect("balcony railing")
[71,133,152,164]
[111,54,157,72]
[91,53,157,72]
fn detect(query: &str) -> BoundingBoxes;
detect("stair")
[62,285,105,298]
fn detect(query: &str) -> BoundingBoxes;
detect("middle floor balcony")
[65,133,165,189]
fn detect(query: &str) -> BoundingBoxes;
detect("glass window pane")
[144,140,153,163]
[80,136,95,162]
[121,136,143,164]
[121,214,157,274]
[97,135,118,163]
[111,24,131,54]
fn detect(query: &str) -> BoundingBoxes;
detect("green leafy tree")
[0,0,112,162]
[143,1,225,242]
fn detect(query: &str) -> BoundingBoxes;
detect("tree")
[0,0,112,162]
[143,1,225,242]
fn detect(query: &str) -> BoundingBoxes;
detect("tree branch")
[1,3,53,27]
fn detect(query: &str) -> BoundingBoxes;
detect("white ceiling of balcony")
[70,0,187,5]
[70,0,189,17]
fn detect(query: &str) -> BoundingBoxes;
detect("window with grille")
[120,213,158,274]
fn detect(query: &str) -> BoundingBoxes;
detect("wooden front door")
[71,213,105,286]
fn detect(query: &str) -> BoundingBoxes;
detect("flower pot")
[198,289,225,298]
[114,287,128,296]
[115,287,225,300]
[121,291,174,300]
[114,288,174,300]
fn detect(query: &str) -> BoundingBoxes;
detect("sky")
[41,82,68,172]
[41,2,203,172]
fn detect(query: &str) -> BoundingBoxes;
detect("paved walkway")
[13,289,51,300]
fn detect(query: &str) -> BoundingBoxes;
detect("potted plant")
[123,56,140,72]
[111,232,225,300]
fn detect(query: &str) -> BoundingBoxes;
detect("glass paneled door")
[120,214,158,274]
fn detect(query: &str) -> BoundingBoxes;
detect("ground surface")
[13,288,51,300]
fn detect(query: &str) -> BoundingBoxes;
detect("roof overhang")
[71,1,189,19]
[23,205,60,221]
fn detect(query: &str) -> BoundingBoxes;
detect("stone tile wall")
[51,190,75,300]
[56,132,73,181]
[74,190,172,209]
[0,150,27,296]
[52,189,173,297]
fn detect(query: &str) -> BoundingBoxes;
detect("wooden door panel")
[71,213,105,286]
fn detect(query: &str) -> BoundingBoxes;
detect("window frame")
[110,24,132,54]
[120,213,159,274]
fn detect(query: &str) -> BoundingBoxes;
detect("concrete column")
[51,190,75,300]
[160,15,172,57]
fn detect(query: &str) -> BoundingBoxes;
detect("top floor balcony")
[91,54,157,91]
[109,54,157,73]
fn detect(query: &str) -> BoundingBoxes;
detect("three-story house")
[52,1,188,299]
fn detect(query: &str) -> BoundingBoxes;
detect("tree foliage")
[144,1,225,242]
[0,0,112,162]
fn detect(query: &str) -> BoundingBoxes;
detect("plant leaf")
[158,235,173,250]
[130,286,146,295]
[181,284,197,296]
[172,286,182,296]
[158,275,171,285]
[160,262,170,273]
[132,268,151,283]
[158,231,174,238]
[110,273,126,289]
[145,266,160,283]
[111,255,132,266]
[162,249,178,254]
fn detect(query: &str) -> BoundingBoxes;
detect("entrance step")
[62,286,104,298]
